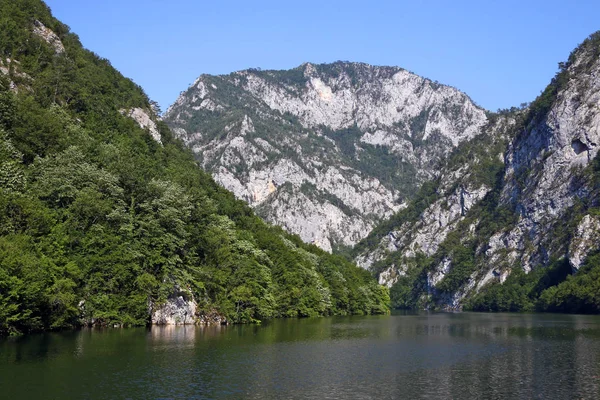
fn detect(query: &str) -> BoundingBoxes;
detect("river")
[1,312,600,399]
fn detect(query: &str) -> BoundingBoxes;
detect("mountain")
[0,0,388,336]
[354,32,600,312]
[164,62,487,252]
[167,31,600,313]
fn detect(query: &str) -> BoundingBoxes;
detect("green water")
[1,312,600,399]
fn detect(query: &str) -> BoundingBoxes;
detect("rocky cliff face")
[32,19,64,54]
[355,114,515,282]
[496,43,600,273]
[354,32,600,309]
[120,107,162,143]
[164,62,487,251]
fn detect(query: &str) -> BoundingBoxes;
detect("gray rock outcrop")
[32,20,65,54]
[120,107,162,143]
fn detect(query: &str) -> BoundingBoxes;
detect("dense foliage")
[0,0,388,335]
[466,255,600,314]
[537,253,600,313]
[464,259,572,312]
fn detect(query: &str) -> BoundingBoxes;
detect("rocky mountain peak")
[164,62,487,251]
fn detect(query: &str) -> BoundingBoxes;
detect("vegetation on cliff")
[356,31,600,313]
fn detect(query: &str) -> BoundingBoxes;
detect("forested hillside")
[0,0,388,336]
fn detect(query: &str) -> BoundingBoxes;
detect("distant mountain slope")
[164,62,487,251]
[0,0,388,336]
[353,32,600,312]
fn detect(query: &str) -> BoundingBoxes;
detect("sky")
[45,0,600,113]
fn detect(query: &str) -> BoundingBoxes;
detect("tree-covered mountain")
[164,62,486,252]
[353,32,600,313]
[0,0,389,336]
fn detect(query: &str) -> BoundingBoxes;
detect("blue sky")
[45,0,599,112]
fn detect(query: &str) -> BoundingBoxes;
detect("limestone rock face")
[150,286,198,325]
[164,62,487,251]
[32,20,65,54]
[492,45,600,272]
[0,58,32,93]
[120,107,162,143]
[151,295,197,325]
[569,215,600,272]
[355,115,515,288]
[149,287,228,325]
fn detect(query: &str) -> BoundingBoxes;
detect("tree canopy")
[0,0,389,335]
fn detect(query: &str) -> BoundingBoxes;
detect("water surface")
[2,312,600,399]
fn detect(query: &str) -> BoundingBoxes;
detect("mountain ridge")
[167,60,483,113]
[165,60,488,251]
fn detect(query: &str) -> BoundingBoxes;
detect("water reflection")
[148,324,228,348]
[1,313,600,399]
